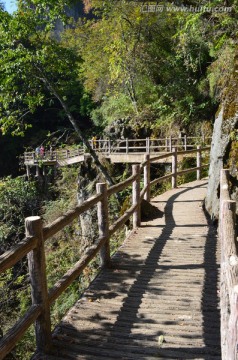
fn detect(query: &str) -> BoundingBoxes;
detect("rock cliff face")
[205,108,238,220]
[205,49,238,220]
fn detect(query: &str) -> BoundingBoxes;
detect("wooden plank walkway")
[43,179,220,359]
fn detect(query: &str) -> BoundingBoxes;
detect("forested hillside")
[0,0,237,358]
[0,0,237,176]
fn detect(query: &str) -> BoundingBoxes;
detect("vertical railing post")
[26,165,30,179]
[108,139,111,155]
[196,145,201,180]
[169,136,172,152]
[220,169,230,200]
[36,166,40,177]
[228,285,238,360]
[132,164,141,228]
[146,137,150,153]
[172,147,177,189]
[96,183,110,267]
[184,135,187,151]
[25,216,52,354]
[220,199,237,360]
[219,169,230,237]
[143,154,150,202]
[126,138,129,154]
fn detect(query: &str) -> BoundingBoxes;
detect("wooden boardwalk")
[44,179,220,359]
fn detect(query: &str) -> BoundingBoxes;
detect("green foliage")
[91,93,134,127]
[0,176,41,358]
[63,1,221,132]
[177,157,197,185]
[0,5,90,136]
[228,131,238,172]
[0,176,41,248]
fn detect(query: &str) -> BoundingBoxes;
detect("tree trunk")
[40,74,114,186]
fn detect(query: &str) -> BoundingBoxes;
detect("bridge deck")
[40,180,220,359]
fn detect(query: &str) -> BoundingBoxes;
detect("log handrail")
[0,146,210,359]
[219,169,238,360]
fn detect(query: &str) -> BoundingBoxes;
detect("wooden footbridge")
[47,179,220,360]
[1,147,238,359]
[23,136,211,177]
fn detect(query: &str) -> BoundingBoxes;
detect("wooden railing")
[219,169,238,360]
[89,136,211,154]
[0,146,210,359]
[23,136,211,164]
[24,148,84,163]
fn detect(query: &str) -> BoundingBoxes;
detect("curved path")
[40,180,220,359]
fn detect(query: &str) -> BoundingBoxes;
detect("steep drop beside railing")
[0,147,209,359]
[219,169,238,360]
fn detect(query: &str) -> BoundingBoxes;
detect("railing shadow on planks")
[219,169,238,360]
[0,146,210,359]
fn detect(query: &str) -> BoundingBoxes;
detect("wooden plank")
[47,180,220,360]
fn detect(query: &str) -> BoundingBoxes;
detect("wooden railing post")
[184,135,187,151]
[26,165,30,179]
[132,164,141,228]
[169,136,172,152]
[96,183,110,267]
[126,138,129,154]
[220,169,230,202]
[143,154,151,202]
[36,166,40,177]
[220,199,237,359]
[146,138,150,153]
[196,145,201,180]
[228,285,238,360]
[25,216,52,354]
[172,147,177,189]
[108,139,111,154]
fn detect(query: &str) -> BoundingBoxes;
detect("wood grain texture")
[26,216,52,353]
[36,179,221,360]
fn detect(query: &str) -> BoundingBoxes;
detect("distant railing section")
[24,148,84,164]
[0,146,210,359]
[90,136,210,153]
[23,136,211,164]
[219,169,238,360]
